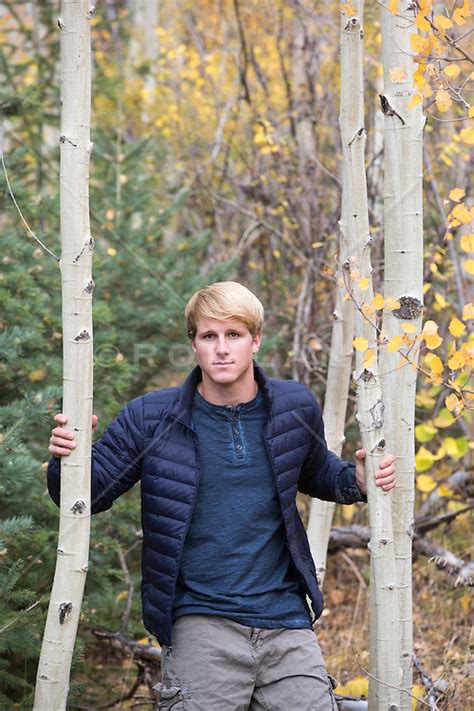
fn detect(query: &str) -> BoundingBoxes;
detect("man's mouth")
[214,361,233,365]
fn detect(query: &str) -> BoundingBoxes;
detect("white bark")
[34,2,93,709]
[306,101,354,586]
[306,278,354,585]
[339,4,401,708]
[290,4,317,385]
[129,0,160,63]
[378,3,424,709]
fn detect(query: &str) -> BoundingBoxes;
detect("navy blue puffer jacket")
[48,363,364,646]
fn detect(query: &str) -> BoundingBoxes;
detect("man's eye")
[229,332,240,337]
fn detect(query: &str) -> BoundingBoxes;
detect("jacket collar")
[169,361,275,427]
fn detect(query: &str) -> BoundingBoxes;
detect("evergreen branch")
[0,122,59,261]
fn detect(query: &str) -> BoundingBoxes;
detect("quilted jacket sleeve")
[47,397,146,514]
[298,391,366,504]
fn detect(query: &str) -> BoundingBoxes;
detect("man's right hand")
[48,413,98,457]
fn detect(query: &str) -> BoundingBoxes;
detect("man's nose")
[215,336,229,353]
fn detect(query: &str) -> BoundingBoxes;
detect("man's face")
[191,317,261,387]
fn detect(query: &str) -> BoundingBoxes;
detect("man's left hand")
[354,449,396,496]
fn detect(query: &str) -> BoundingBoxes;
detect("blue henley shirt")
[172,388,312,629]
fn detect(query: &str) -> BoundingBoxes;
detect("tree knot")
[392,295,423,320]
[59,601,72,624]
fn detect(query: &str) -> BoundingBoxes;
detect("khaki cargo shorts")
[155,615,338,710]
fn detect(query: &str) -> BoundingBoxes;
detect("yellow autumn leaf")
[448,351,466,370]
[273,249,281,258]
[450,203,472,224]
[334,676,368,699]
[460,128,474,144]
[434,292,447,308]
[387,335,403,352]
[425,333,443,349]
[371,293,385,310]
[469,107,474,118]
[357,277,370,291]
[363,348,375,367]
[387,0,399,13]
[443,64,461,79]
[385,297,401,311]
[106,247,117,256]
[434,15,453,29]
[433,408,455,428]
[415,13,430,32]
[410,34,427,53]
[412,684,425,710]
[414,66,426,89]
[464,259,474,275]
[389,66,407,83]
[361,302,376,319]
[416,391,436,409]
[408,93,422,109]
[423,320,438,336]
[341,2,357,16]
[402,323,417,333]
[415,421,438,443]
[415,447,435,473]
[28,369,47,383]
[137,636,161,648]
[417,473,437,492]
[353,337,368,352]
[449,187,465,202]
[437,484,453,497]
[443,436,469,458]
[436,89,452,113]
[445,393,460,411]
[447,376,462,393]
[459,594,472,613]
[421,83,433,98]
[462,303,474,320]
[460,234,474,252]
[425,353,443,373]
[115,590,128,603]
[448,318,466,337]
[452,7,467,24]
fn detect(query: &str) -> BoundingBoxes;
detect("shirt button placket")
[232,410,245,460]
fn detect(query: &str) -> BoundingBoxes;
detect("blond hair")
[185,281,264,338]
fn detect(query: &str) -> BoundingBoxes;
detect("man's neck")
[197,375,258,407]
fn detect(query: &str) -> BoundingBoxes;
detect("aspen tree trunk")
[339,4,401,708]
[34,2,93,709]
[306,100,354,587]
[378,3,424,708]
[306,275,354,585]
[129,0,160,79]
[290,4,317,387]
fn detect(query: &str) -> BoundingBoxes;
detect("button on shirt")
[173,388,312,629]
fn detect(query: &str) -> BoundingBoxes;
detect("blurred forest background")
[0,0,472,709]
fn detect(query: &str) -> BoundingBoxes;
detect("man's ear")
[251,331,262,353]
[191,339,197,355]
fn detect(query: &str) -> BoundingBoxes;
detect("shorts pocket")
[325,673,338,710]
[156,682,184,710]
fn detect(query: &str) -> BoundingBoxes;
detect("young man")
[48,281,396,711]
